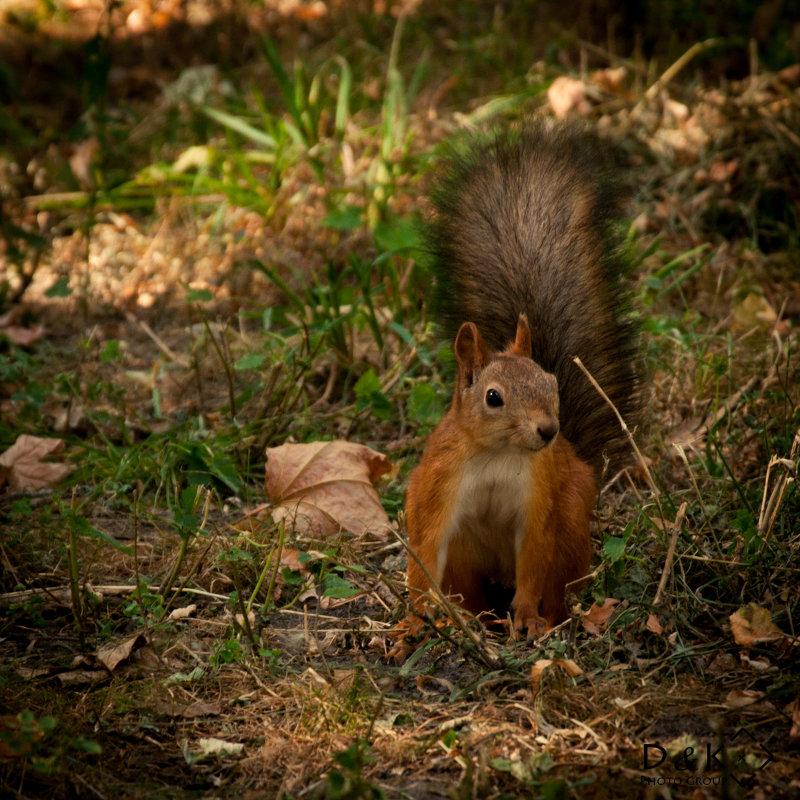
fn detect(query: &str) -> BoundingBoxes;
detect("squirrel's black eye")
[485,388,504,408]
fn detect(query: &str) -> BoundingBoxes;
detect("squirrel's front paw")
[512,598,548,642]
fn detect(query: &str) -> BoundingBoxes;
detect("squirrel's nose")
[537,419,559,442]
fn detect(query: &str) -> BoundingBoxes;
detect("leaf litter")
[1,2,799,798]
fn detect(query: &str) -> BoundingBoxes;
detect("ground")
[1,1,799,798]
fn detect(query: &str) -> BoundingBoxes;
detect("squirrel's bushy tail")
[427,121,640,474]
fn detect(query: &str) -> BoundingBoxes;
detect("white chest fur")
[437,449,535,583]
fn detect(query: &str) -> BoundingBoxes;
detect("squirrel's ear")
[454,322,490,389]
[508,313,532,358]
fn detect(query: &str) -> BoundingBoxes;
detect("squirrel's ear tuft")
[454,322,490,389]
[508,313,532,358]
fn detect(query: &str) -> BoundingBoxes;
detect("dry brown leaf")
[55,669,108,686]
[707,651,739,676]
[265,440,391,538]
[591,66,628,91]
[646,614,664,634]
[167,604,197,621]
[181,701,222,718]
[280,548,309,573]
[531,658,553,691]
[194,738,244,759]
[731,293,777,333]
[724,689,764,708]
[554,658,584,677]
[729,603,784,647]
[547,76,591,118]
[708,158,739,183]
[95,632,146,672]
[153,699,222,718]
[739,652,774,672]
[531,658,584,691]
[69,138,99,189]
[0,309,45,347]
[787,695,800,740]
[0,434,72,491]
[581,598,619,634]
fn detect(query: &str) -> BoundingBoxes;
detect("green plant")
[210,637,245,667]
[0,711,101,776]
[323,740,385,800]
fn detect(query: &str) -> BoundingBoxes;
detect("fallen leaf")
[177,701,222,718]
[739,652,774,672]
[581,598,619,634]
[95,633,146,672]
[265,440,391,538]
[415,674,454,694]
[646,614,664,634]
[708,158,739,183]
[280,548,309,573]
[724,689,764,708]
[731,294,777,333]
[172,145,213,173]
[729,604,784,647]
[591,66,628,91]
[193,737,244,758]
[69,138,99,189]
[0,435,72,491]
[786,695,800,740]
[547,76,591,118]
[0,309,45,346]
[55,669,108,686]
[707,651,739,676]
[531,658,584,691]
[168,604,197,621]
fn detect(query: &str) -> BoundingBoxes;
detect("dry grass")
[1,2,799,799]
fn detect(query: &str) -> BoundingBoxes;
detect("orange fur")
[404,124,639,642]
[406,317,596,638]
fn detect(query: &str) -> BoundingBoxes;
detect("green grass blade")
[201,106,277,149]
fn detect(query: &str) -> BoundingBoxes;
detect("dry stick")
[390,522,502,670]
[159,524,221,621]
[201,316,237,419]
[131,315,190,368]
[67,488,84,634]
[757,427,800,556]
[231,562,259,650]
[642,38,719,101]
[572,357,673,599]
[131,488,151,638]
[256,518,286,615]
[379,573,491,665]
[653,502,687,607]
[0,584,232,609]
[159,487,213,600]
[673,444,708,520]
[573,358,664,510]
[696,375,759,440]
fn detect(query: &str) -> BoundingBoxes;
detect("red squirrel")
[406,123,640,639]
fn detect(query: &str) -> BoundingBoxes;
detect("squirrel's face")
[460,355,560,454]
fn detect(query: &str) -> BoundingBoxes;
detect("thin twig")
[653,502,687,607]
[757,427,800,556]
[0,584,233,609]
[389,520,502,670]
[643,38,720,101]
[572,357,657,496]
[259,519,286,615]
[200,316,237,419]
[131,488,151,637]
[696,375,758,440]
[130,314,190,367]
